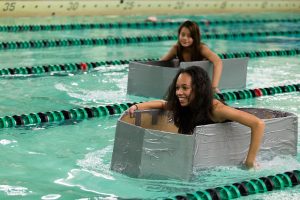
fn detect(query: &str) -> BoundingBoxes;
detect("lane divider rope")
[165,170,300,200]
[0,83,299,129]
[214,83,300,101]
[0,102,135,128]
[0,30,298,50]
[1,18,299,32]
[0,48,299,77]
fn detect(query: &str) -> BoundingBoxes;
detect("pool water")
[0,12,299,199]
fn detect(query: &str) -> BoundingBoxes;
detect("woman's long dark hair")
[177,20,204,62]
[165,66,214,134]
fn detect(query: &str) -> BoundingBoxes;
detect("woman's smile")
[176,73,194,106]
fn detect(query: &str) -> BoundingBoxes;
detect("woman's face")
[175,72,194,106]
[179,27,193,47]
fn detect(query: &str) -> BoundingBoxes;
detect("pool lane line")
[1,17,299,32]
[0,48,299,77]
[214,84,300,102]
[0,102,136,128]
[0,30,299,50]
[0,83,299,129]
[165,170,300,200]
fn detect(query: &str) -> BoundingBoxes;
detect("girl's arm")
[201,45,223,92]
[128,100,167,117]
[160,44,177,61]
[212,100,265,169]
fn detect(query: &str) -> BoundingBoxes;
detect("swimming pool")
[0,12,299,199]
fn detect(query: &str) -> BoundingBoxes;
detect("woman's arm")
[201,45,223,92]
[160,44,177,61]
[212,100,265,169]
[128,100,167,117]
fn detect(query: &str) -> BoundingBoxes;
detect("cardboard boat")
[127,57,249,98]
[111,108,298,180]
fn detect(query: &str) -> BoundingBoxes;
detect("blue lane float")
[110,108,298,180]
[127,58,249,98]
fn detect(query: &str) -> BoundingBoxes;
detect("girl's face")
[179,27,194,47]
[175,72,194,106]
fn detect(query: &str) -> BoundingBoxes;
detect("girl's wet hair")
[165,66,214,134]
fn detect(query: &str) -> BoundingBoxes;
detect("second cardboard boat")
[127,57,249,98]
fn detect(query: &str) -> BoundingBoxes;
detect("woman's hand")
[127,100,166,117]
[243,159,260,169]
[213,87,220,93]
[128,104,138,117]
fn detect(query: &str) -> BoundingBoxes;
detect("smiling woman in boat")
[128,66,265,169]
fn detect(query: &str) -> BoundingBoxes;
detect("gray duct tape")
[111,108,298,180]
[127,58,249,98]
